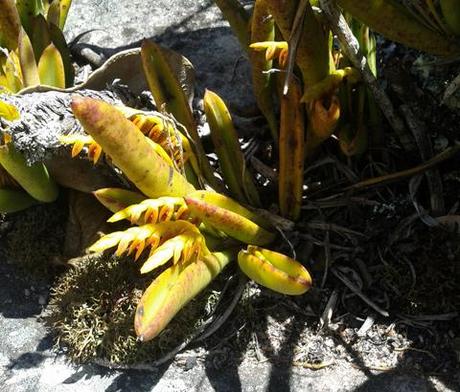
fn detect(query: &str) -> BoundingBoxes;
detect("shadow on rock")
[0,258,50,318]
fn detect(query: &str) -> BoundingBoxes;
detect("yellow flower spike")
[89,221,200,256]
[140,231,207,274]
[135,250,233,342]
[108,197,189,225]
[88,142,103,164]
[250,41,289,66]
[71,96,196,198]
[301,67,361,103]
[305,96,341,159]
[126,238,142,257]
[70,139,85,158]
[238,246,312,295]
[60,134,102,161]
[184,190,275,246]
[131,112,202,177]
[88,231,125,253]
[158,204,174,222]
[93,188,146,213]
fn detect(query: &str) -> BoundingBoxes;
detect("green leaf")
[38,42,65,87]
[337,0,460,56]
[58,0,72,30]
[0,143,58,202]
[16,0,45,36]
[204,90,260,206]
[48,22,74,86]
[141,39,222,191]
[18,28,40,87]
[31,14,51,61]
[215,0,250,50]
[0,0,21,50]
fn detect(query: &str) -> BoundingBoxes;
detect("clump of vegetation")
[47,253,229,364]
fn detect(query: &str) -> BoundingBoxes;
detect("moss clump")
[5,202,66,275]
[46,253,225,364]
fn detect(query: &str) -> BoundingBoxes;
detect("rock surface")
[65,0,257,116]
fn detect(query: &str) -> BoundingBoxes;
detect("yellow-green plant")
[0,0,73,92]
[217,0,360,219]
[66,95,312,342]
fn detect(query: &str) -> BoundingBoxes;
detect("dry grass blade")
[345,144,460,191]
[331,267,390,317]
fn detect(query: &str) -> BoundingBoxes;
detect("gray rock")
[65,0,257,116]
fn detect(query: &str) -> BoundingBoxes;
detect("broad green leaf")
[3,51,24,93]
[204,90,260,206]
[249,0,278,141]
[440,0,460,36]
[135,250,232,341]
[279,80,304,221]
[215,0,250,50]
[337,0,460,56]
[0,0,21,50]
[48,22,74,86]
[46,0,60,26]
[141,39,221,191]
[16,0,45,36]
[141,40,196,135]
[18,28,40,87]
[58,0,73,30]
[38,42,65,87]
[0,143,58,202]
[184,190,275,245]
[31,14,51,61]
[93,188,146,213]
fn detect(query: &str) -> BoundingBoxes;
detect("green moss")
[46,253,227,364]
[5,202,66,275]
